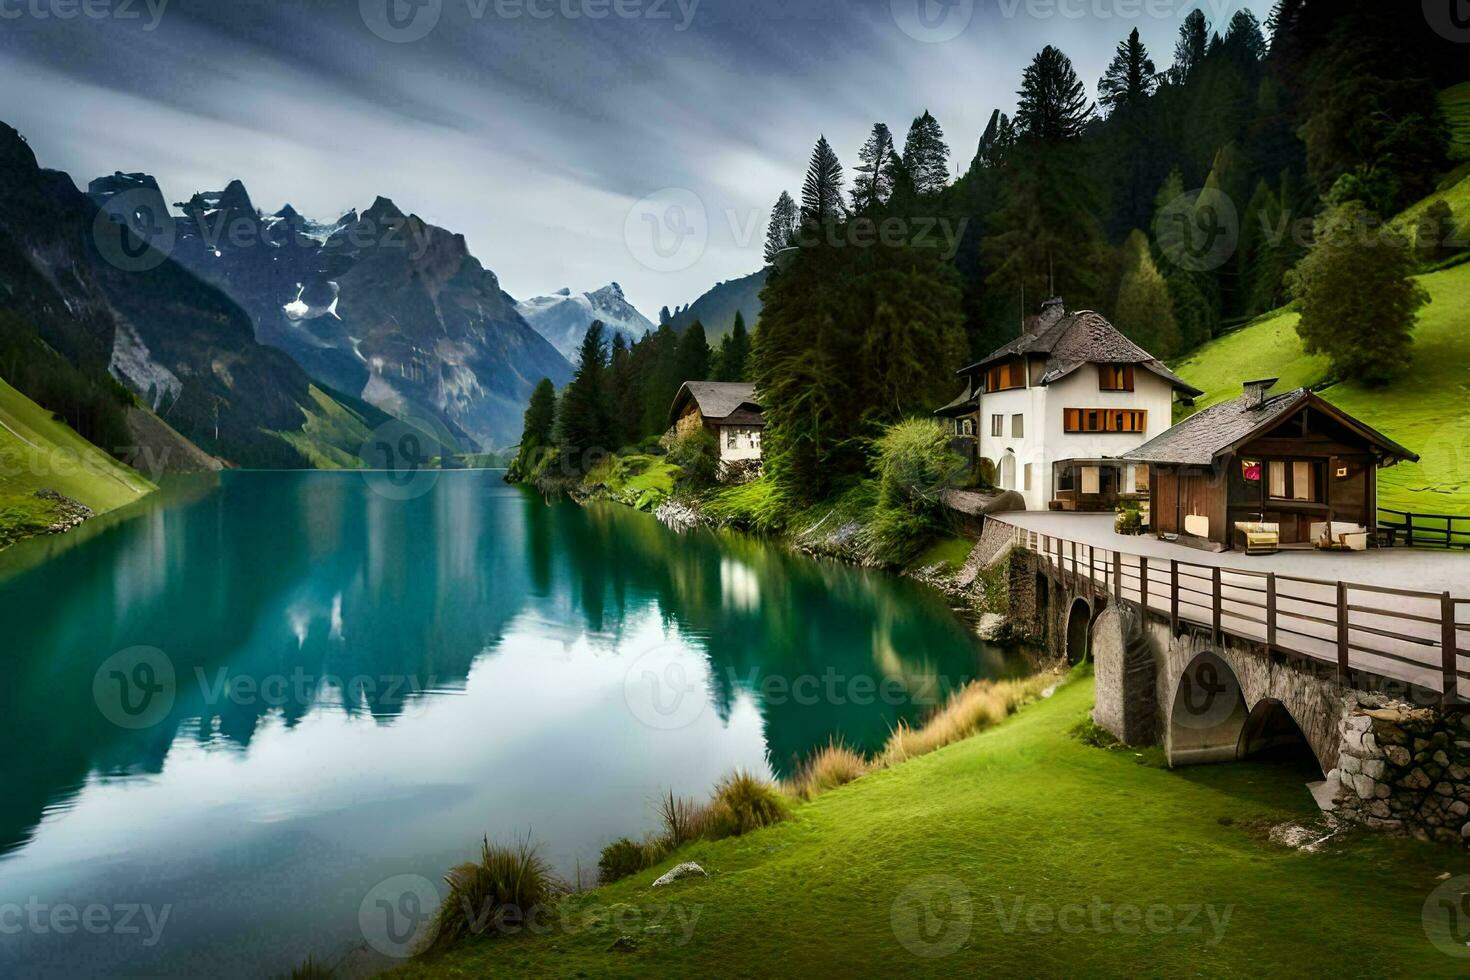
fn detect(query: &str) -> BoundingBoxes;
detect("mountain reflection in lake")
[0,470,1031,977]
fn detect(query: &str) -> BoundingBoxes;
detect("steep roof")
[1123,382,1418,466]
[668,381,762,426]
[958,306,1204,398]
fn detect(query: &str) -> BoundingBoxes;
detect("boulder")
[651,862,708,888]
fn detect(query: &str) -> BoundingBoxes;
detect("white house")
[669,381,764,476]
[938,298,1203,512]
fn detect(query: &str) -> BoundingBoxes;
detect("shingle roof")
[1123,385,1419,466]
[958,307,1204,398]
[933,385,978,417]
[669,381,762,426]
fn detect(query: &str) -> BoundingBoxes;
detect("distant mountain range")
[514,283,654,361]
[0,122,389,469]
[666,268,766,340]
[87,173,571,450]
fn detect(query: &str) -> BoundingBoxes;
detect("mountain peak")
[364,196,405,222]
[555,287,572,296]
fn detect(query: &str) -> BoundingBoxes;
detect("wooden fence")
[1378,508,1470,550]
[1001,522,1470,704]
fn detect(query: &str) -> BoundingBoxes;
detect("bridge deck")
[992,512,1470,701]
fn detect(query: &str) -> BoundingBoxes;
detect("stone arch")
[1065,598,1092,664]
[1166,649,1250,767]
[1237,698,1326,778]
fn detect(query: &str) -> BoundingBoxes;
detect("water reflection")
[0,471,1027,977]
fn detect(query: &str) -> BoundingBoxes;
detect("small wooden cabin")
[1123,379,1418,550]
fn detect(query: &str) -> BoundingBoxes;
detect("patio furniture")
[1311,521,1368,552]
[1234,521,1280,556]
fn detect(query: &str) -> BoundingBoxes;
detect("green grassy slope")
[0,376,154,545]
[272,385,379,469]
[1168,262,1470,516]
[399,676,1470,978]
[1442,81,1470,163]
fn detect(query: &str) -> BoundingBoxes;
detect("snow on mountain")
[515,283,655,361]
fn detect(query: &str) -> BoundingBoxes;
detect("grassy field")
[398,675,1470,978]
[0,376,154,547]
[1168,261,1470,516]
[583,453,680,510]
[271,385,385,469]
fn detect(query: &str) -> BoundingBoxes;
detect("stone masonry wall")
[1333,695,1470,845]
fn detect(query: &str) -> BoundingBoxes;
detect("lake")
[0,470,1031,976]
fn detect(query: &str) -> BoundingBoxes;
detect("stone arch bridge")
[971,515,1470,845]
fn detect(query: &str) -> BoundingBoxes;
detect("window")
[985,360,1025,392]
[1133,463,1149,493]
[727,430,738,450]
[1063,408,1147,433]
[751,429,761,450]
[991,414,1003,437]
[1266,460,1322,503]
[1011,414,1024,438]
[1081,466,1101,495]
[1098,364,1135,391]
[961,418,974,437]
[1023,463,1032,492]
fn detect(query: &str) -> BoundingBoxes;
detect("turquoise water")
[0,470,1028,976]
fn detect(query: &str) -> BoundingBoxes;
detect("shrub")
[667,427,720,489]
[598,836,667,884]
[704,476,789,532]
[419,837,559,956]
[784,740,869,801]
[866,419,966,564]
[1114,500,1142,535]
[879,674,1054,766]
[1070,717,1121,749]
[704,771,791,840]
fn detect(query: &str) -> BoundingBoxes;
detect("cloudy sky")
[0,0,1268,318]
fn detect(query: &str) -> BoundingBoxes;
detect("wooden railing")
[1378,508,1470,550]
[1002,523,1470,703]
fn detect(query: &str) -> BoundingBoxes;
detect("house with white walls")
[938,299,1203,512]
[668,381,764,478]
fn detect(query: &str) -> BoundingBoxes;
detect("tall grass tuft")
[783,739,869,801]
[704,770,791,840]
[879,675,1053,766]
[657,790,711,847]
[418,836,559,956]
[285,956,334,979]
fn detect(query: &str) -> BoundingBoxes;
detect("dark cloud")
[0,0,1269,315]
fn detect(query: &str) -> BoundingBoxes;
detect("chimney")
[1037,296,1065,329]
[1242,378,1278,409]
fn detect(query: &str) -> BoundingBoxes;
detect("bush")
[597,836,667,884]
[784,740,869,801]
[1114,500,1142,535]
[667,427,720,489]
[704,771,791,840]
[865,418,967,564]
[419,837,559,955]
[704,476,789,532]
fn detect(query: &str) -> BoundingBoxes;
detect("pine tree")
[1222,9,1266,65]
[519,377,557,449]
[1098,28,1156,117]
[800,136,845,229]
[902,111,950,195]
[850,124,896,212]
[972,109,1016,171]
[676,321,711,384]
[658,306,672,326]
[764,191,799,264]
[608,332,641,447]
[639,323,683,435]
[1015,46,1093,143]
[1112,230,1182,357]
[1171,9,1209,84]
[715,311,751,381]
[557,321,613,462]
[1290,201,1427,387]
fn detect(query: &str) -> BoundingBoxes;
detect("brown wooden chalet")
[1123,379,1418,550]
